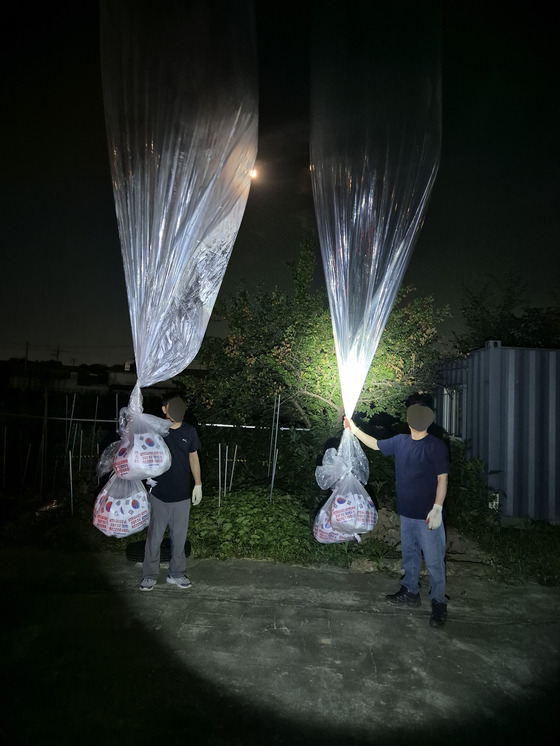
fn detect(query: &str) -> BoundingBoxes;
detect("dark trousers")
[142,495,191,580]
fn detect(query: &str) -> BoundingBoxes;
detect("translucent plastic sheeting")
[310,4,441,417]
[313,428,378,544]
[93,473,150,538]
[101,1,258,388]
[96,386,171,480]
[315,427,369,489]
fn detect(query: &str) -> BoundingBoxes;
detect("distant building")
[0,359,204,495]
[4,359,169,396]
[0,358,203,426]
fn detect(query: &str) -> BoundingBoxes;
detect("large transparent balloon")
[310,5,441,417]
[100,1,258,388]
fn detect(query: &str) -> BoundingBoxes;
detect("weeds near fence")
[1,432,559,585]
[188,487,399,569]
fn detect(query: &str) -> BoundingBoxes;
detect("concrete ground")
[1,547,559,746]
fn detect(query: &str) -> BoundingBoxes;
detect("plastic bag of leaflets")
[96,386,172,481]
[313,427,378,544]
[93,472,150,538]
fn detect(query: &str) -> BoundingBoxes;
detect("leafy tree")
[361,285,451,421]
[176,239,450,437]
[454,274,560,354]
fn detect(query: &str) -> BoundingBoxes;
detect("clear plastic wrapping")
[315,427,369,489]
[100,1,258,387]
[310,5,441,416]
[314,428,378,544]
[96,384,171,479]
[93,473,150,538]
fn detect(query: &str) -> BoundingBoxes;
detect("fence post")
[229,445,238,492]
[268,394,277,476]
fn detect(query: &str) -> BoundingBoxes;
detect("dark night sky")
[2,3,558,366]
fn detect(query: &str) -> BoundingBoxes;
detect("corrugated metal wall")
[437,341,559,522]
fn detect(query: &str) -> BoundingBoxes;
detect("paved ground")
[2,547,559,746]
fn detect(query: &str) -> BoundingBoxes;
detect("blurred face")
[162,397,186,423]
[406,404,434,432]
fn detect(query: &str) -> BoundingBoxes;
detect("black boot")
[385,585,421,606]
[430,600,447,628]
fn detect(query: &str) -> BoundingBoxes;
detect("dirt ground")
[2,546,559,746]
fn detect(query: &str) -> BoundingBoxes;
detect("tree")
[176,240,451,435]
[453,274,560,354]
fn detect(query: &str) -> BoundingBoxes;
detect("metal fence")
[0,388,315,509]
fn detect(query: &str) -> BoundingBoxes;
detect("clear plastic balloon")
[100,1,258,388]
[310,5,441,417]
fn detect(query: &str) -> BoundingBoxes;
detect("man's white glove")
[426,504,442,530]
[192,484,203,506]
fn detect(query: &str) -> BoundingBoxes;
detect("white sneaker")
[166,575,192,589]
[140,577,156,592]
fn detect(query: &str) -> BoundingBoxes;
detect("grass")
[474,519,560,586]
[2,479,559,586]
[186,486,560,585]
[186,486,400,569]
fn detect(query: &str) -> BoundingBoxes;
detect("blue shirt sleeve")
[432,438,449,474]
[377,436,397,456]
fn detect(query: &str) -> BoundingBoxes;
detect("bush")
[444,439,501,537]
[188,486,399,569]
[442,439,560,584]
[475,521,560,585]
[3,440,559,586]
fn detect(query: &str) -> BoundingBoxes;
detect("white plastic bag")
[313,496,357,544]
[329,473,377,535]
[314,428,377,544]
[112,431,171,480]
[96,385,171,480]
[315,428,369,489]
[93,473,150,538]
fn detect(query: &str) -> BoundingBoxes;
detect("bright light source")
[250,168,257,179]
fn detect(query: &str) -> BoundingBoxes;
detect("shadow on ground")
[1,545,559,746]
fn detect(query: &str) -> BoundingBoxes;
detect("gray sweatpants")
[142,495,191,580]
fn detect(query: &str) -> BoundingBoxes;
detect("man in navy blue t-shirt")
[140,396,202,592]
[345,403,449,628]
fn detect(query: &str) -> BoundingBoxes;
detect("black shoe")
[430,600,447,628]
[385,585,421,607]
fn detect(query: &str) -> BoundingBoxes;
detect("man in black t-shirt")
[345,403,449,628]
[140,396,202,592]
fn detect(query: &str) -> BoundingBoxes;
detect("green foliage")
[187,483,560,585]
[454,274,560,354]
[176,239,451,435]
[187,486,400,568]
[444,439,501,537]
[361,286,451,420]
[440,439,560,585]
[195,424,325,504]
[189,488,314,563]
[479,522,560,585]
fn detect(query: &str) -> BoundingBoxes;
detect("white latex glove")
[426,504,442,530]
[192,484,203,506]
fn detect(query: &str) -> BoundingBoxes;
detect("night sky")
[2,3,558,367]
